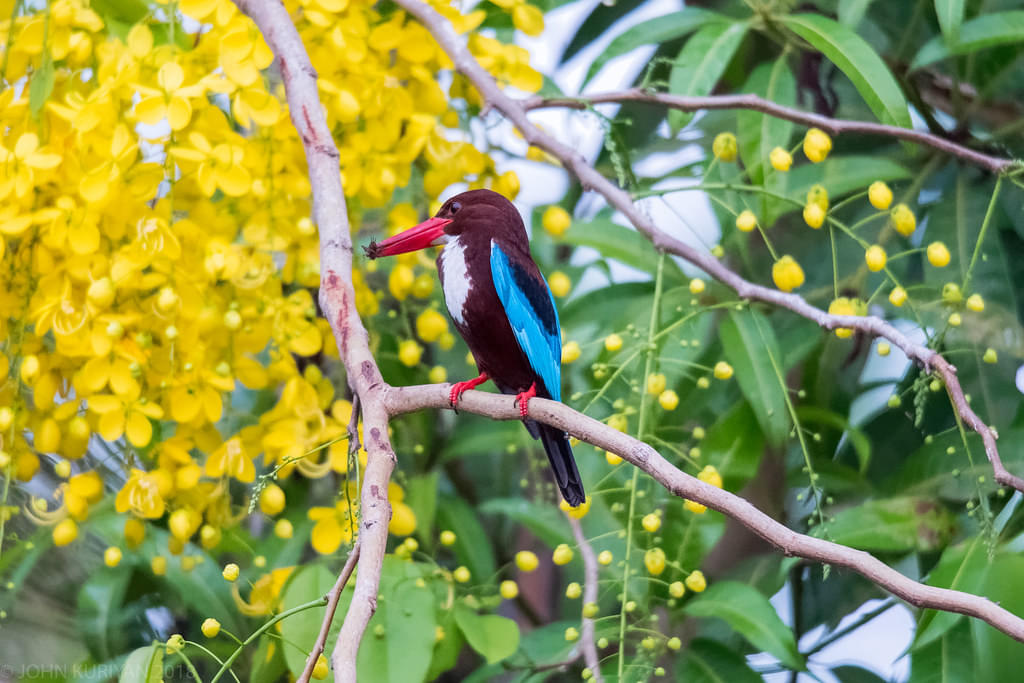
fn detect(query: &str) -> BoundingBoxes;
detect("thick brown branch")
[522,90,1020,175]
[297,541,361,683]
[231,1,396,682]
[385,384,1024,643]
[392,0,1020,496]
[570,518,604,682]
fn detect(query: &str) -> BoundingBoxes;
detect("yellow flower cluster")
[0,0,541,557]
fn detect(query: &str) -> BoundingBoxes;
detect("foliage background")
[0,0,1023,680]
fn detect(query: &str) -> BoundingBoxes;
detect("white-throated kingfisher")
[365,189,585,506]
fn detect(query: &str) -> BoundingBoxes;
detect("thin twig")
[392,0,1021,496]
[522,90,1020,175]
[385,384,1024,643]
[570,517,604,682]
[296,540,362,683]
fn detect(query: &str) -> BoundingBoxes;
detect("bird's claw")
[514,383,537,420]
[448,373,489,412]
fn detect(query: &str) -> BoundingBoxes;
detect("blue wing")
[490,241,562,401]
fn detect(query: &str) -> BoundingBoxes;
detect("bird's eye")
[450,201,462,214]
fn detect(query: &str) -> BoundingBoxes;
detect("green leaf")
[560,0,648,65]
[78,566,132,662]
[583,8,727,86]
[280,564,340,677]
[912,11,1024,69]
[683,581,804,670]
[838,0,875,28]
[251,634,287,683]
[29,57,55,118]
[737,58,796,188]
[825,496,955,552]
[781,14,911,129]
[795,406,872,473]
[437,496,497,581]
[702,401,764,489]
[719,309,790,446]
[454,603,520,664]
[678,639,763,683]
[914,537,987,648]
[479,497,573,548]
[119,644,163,683]
[426,606,465,680]
[406,470,439,546]
[969,553,1024,682]
[833,665,888,683]
[668,21,749,129]
[561,217,684,282]
[934,0,965,44]
[910,620,975,682]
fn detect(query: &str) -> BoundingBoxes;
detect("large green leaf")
[970,553,1024,682]
[838,0,875,28]
[737,58,796,189]
[583,8,727,85]
[914,537,987,648]
[910,620,975,682]
[406,470,439,546]
[702,401,765,489]
[479,497,573,548]
[683,581,804,670]
[912,11,1024,69]
[454,603,520,664]
[668,21,750,129]
[719,309,790,446]
[934,0,965,44]
[559,0,646,64]
[561,218,684,282]
[280,564,341,676]
[78,566,132,662]
[119,645,162,683]
[781,14,911,128]
[825,496,954,552]
[796,406,872,473]
[678,638,763,683]
[437,496,497,581]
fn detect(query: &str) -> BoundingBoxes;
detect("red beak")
[364,216,452,259]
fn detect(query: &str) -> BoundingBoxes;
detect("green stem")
[210,597,328,683]
[617,253,665,681]
[177,651,203,683]
[961,176,1002,294]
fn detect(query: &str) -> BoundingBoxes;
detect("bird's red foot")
[449,372,489,408]
[514,383,537,419]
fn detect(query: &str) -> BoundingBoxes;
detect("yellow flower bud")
[642,513,661,533]
[644,547,666,575]
[87,277,116,308]
[803,128,832,162]
[274,519,294,539]
[890,204,916,236]
[124,518,145,549]
[604,333,623,352]
[582,601,598,618]
[605,450,623,466]
[868,181,893,210]
[668,581,685,598]
[689,278,706,294]
[559,494,591,518]
[259,483,286,516]
[500,580,519,599]
[735,209,757,232]
[565,627,579,642]
[983,348,998,364]
[440,530,456,546]
[828,298,857,338]
[20,354,40,385]
[151,556,167,576]
[966,294,985,312]
[948,312,962,327]
[0,407,12,431]
[712,132,738,162]
[772,255,805,292]
[312,654,329,680]
[542,206,571,237]
[515,550,539,572]
[667,637,682,650]
[698,465,723,489]
[561,341,581,364]
[54,459,71,478]
[201,618,221,638]
[388,264,415,300]
[222,563,240,582]
[877,342,891,357]
[865,245,887,272]
[415,309,448,343]
[566,582,582,599]
[597,550,613,565]
[685,570,707,592]
[552,543,574,565]
[453,566,471,583]
[713,361,733,380]
[428,365,447,383]
[398,340,424,367]
[684,499,707,514]
[803,202,825,229]
[104,546,122,567]
[927,241,950,267]
[769,147,792,171]
[548,271,571,298]
[889,286,908,307]
[658,390,679,411]
[646,373,666,396]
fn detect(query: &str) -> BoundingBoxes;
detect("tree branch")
[230,1,395,681]
[570,517,604,682]
[385,383,1024,643]
[522,90,1020,175]
[297,540,361,683]
[392,0,1022,496]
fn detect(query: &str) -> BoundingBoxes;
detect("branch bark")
[297,540,361,683]
[522,90,1020,175]
[385,383,1024,643]
[570,517,604,682]
[392,0,1022,496]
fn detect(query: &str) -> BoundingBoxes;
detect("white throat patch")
[439,237,471,325]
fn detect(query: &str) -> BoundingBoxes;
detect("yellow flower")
[803,128,832,162]
[565,627,579,642]
[548,271,571,298]
[685,570,707,592]
[566,582,582,599]
[646,373,666,395]
[698,465,723,489]
[453,566,471,583]
[309,500,358,555]
[889,286,908,307]
[152,556,168,576]
[169,133,252,198]
[712,132,738,162]
[966,294,985,312]
[116,469,167,519]
[205,437,255,482]
[644,547,666,575]
[275,519,294,538]
[0,133,63,201]
[658,390,678,411]
[890,204,916,236]
[500,580,519,599]
[927,241,950,268]
[542,206,571,236]
[53,518,78,547]
[983,348,998,364]
[222,563,240,582]
[868,181,893,210]
[769,147,792,172]
[201,618,221,638]
[713,362,733,380]
[669,581,685,598]
[135,62,205,131]
[604,334,623,352]
[772,255,805,292]
[689,278,706,294]
[312,654,329,680]
[605,451,622,465]
[865,245,887,272]
[685,499,707,515]
[597,550,613,565]
[552,543,573,565]
[803,202,825,229]
[259,483,286,516]
[398,340,424,367]
[440,530,457,546]
[642,513,661,533]
[389,501,417,536]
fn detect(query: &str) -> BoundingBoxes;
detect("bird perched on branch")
[365,189,585,506]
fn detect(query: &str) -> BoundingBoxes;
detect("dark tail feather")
[538,424,585,507]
